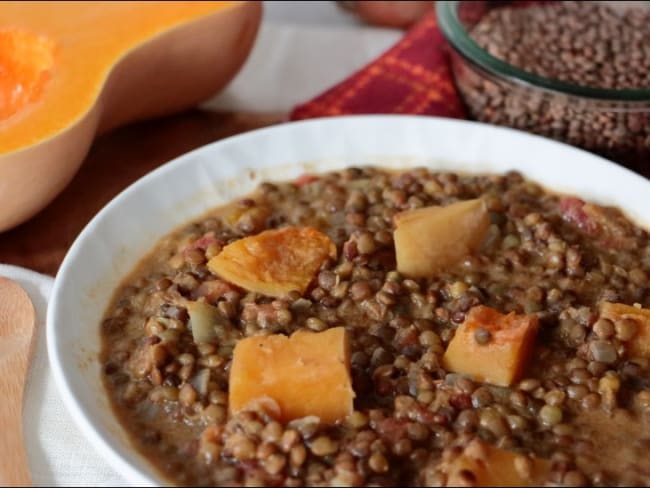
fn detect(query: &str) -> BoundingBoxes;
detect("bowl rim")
[46,114,650,486]
[436,0,650,102]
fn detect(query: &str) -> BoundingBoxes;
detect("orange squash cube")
[442,306,539,387]
[599,302,650,358]
[443,439,550,487]
[393,199,489,278]
[207,226,336,298]
[229,327,354,425]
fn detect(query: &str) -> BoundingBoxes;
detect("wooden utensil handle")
[0,277,35,487]
[0,345,32,486]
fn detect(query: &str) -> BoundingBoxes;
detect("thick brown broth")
[100,167,650,486]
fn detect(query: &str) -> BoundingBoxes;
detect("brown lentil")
[456,1,650,168]
[479,408,509,438]
[305,316,327,332]
[309,436,338,457]
[615,318,639,341]
[473,327,491,345]
[100,167,650,486]
[368,452,389,474]
[592,318,615,340]
[539,405,563,427]
[178,383,197,407]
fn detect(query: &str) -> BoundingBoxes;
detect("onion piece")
[187,301,227,344]
[191,368,211,397]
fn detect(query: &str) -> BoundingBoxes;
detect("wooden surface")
[0,277,36,486]
[0,110,284,276]
[0,110,647,276]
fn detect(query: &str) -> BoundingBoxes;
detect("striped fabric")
[290,11,466,121]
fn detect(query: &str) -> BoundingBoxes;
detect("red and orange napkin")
[290,10,466,121]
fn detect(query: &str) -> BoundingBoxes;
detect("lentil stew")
[100,167,650,486]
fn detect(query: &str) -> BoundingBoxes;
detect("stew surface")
[101,167,650,486]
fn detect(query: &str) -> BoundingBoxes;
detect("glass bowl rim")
[436,0,650,102]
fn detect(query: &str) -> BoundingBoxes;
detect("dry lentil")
[456,1,650,167]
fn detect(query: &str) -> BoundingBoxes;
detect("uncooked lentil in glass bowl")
[436,1,650,171]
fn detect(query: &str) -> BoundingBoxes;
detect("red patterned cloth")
[290,10,466,121]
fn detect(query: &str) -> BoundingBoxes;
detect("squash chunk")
[443,439,550,487]
[229,327,354,424]
[393,199,489,278]
[599,302,650,358]
[442,306,538,387]
[207,226,336,298]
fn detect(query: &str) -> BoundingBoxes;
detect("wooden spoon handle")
[0,343,33,486]
[0,278,36,486]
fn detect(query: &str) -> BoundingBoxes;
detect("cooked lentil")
[101,167,650,486]
[473,327,491,345]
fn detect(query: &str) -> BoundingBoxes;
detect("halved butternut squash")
[0,1,261,231]
[229,327,354,424]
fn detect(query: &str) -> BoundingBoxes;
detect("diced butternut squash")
[393,199,489,278]
[599,302,650,358]
[442,306,538,387]
[207,226,336,298]
[442,439,550,487]
[229,327,354,425]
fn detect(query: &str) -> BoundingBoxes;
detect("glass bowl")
[436,1,650,172]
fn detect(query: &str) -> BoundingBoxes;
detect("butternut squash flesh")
[393,198,489,278]
[0,29,55,120]
[442,306,539,387]
[443,439,551,487]
[229,327,354,425]
[207,226,337,298]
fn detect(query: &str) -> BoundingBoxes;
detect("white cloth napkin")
[0,265,127,486]
[203,1,400,113]
[5,3,400,486]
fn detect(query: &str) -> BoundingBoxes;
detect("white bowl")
[47,115,650,486]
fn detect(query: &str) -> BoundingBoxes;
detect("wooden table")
[0,112,647,277]
[0,110,284,276]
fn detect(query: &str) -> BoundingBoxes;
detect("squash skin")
[0,1,261,232]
